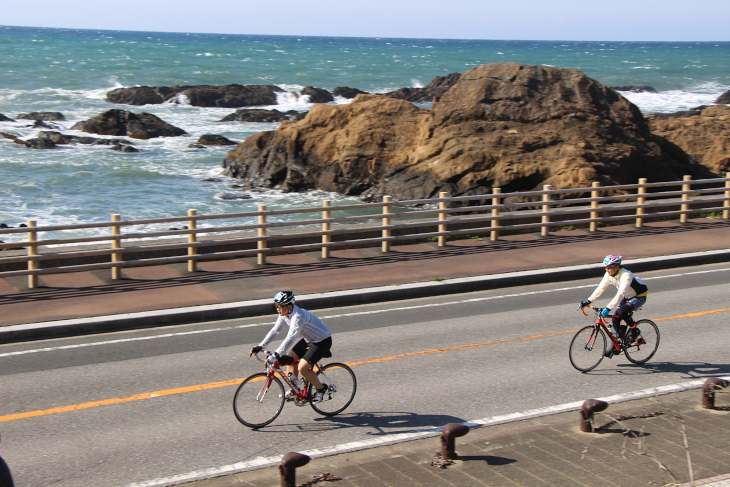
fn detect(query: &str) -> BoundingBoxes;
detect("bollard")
[702,378,729,409]
[440,423,470,460]
[580,399,608,432]
[279,452,310,487]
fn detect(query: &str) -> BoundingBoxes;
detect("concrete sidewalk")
[1,218,730,341]
[156,382,730,487]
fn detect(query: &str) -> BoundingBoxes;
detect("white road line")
[126,376,730,487]
[3,266,729,358]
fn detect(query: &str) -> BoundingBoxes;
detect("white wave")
[620,82,729,114]
[411,79,424,88]
[274,91,314,110]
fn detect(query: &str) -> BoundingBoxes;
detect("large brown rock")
[71,109,187,139]
[222,63,714,200]
[647,105,730,174]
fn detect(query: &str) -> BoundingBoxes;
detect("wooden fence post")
[590,182,600,232]
[680,175,692,224]
[722,172,730,220]
[636,178,647,228]
[111,214,121,280]
[382,196,391,253]
[541,184,551,237]
[438,192,448,247]
[322,200,331,259]
[187,209,197,273]
[491,187,501,241]
[27,220,38,289]
[257,204,267,265]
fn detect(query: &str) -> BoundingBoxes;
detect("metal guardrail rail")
[1,174,729,288]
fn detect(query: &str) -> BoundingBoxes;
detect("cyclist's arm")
[587,273,610,303]
[275,313,302,356]
[258,316,286,349]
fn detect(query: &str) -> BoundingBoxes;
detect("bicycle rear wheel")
[311,362,357,416]
[623,319,660,365]
[569,326,606,372]
[233,373,285,428]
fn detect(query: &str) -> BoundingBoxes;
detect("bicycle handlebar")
[578,304,610,317]
[249,350,298,367]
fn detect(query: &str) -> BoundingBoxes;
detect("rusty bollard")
[580,399,608,432]
[279,452,310,487]
[702,378,729,409]
[441,423,470,460]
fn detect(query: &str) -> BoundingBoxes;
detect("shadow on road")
[312,411,467,435]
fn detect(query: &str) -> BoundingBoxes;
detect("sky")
[2,0,729,42]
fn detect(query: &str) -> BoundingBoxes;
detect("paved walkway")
[185,385,730,487]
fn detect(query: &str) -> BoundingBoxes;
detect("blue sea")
[1,25,729,242]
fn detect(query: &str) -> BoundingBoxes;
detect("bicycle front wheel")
[311,362,357,416]
[569,326,606,372]
[233,373,285,428]
[623,319,660,365]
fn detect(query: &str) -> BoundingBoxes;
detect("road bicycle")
[569,304,660,372]
[233,351,357,428]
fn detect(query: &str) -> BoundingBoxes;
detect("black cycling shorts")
[290,336,332,365]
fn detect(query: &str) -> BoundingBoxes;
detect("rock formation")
[195,134,237,146]
[2,130,138,150]
[384,73,461,103]
[222,62,715,201]
[71,109,187,139]
[218,109,304,123]
[333,87,369,99]
[0,113,14,122]
[647,104,730,174]
[16,111,66,121]
[106,84,284,107]
[301,86,334,104]
[716,90,730,104]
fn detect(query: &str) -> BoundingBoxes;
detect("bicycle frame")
[254,352,323,405]
[581,305,623,353]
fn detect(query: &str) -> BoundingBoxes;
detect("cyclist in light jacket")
[250,291,332,404]
[580,255,648,346]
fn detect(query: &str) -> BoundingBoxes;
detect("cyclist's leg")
[298,336,332,391]
[288,339,307,377]
[615,298,639,339]
[624,296,647,341]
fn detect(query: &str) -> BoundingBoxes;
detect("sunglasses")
[275,304,290,310]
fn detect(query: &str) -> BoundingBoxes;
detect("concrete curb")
[2,248,729,342]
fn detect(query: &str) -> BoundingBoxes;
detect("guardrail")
[1,173,729,288]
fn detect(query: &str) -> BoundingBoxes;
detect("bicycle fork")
[256,375,273,403]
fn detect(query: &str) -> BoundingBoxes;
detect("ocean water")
[1,25,729,242]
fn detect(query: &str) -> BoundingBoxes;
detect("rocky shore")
[221,62,723,201]
[2,64,729,200]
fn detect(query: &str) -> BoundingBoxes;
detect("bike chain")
[595,411,665,431]
[298,472,341,486]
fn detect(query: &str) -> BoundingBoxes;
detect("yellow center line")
[3,307,728,423]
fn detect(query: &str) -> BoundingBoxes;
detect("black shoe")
[604,349,614,358]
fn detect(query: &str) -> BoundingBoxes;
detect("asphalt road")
[1,262,729,487]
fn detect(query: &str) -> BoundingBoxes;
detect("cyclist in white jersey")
[580,255,648,356]
[250,291,332,403]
